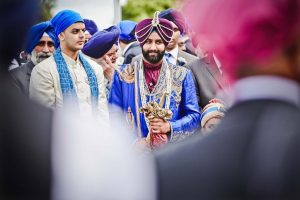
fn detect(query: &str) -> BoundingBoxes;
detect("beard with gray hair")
[31,50,53,65]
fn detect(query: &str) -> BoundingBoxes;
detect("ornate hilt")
[140,93,172,146]
[140,93,172,120]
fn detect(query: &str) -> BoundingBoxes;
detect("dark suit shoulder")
[178,50,198,64]
[10,61,34,78]
[155,99,300,199]
[9,61,34,96]
[186,57,206,70]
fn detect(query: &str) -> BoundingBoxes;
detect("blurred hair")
[183,0,300,80]
[0,0,40,70]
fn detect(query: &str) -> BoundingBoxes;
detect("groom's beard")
[142,49,165,64]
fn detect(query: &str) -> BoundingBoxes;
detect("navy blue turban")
[84,19,99,35]
[117,20,137,42]
[82,26,120,59]
[0,0,40,69]
[24,21,58,53]
[158,8,186,34]
[50,10,84,37]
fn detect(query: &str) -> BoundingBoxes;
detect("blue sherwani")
[109,58,201,142]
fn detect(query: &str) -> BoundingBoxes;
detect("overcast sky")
[53,0,127,29]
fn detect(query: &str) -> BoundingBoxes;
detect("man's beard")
[31,50,52,65]
[142,49,165,64]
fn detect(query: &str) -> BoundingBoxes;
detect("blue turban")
[24,21,58,53]
[50,10,84,37]
[158,8,186,34]
[84,19,99,35]
[82,26,120,59]
[117,20,137,42]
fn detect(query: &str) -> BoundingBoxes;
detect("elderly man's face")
[142,31,166,64]
[32,35,55,63]
[104,44,119,64]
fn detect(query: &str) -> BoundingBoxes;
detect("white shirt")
[233,75,300,107]
[30,52,109,120]
[165,46,179,66]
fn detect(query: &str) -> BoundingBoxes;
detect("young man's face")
[142,31,166,64]
[60,22,86,52]
[166,22,180,51]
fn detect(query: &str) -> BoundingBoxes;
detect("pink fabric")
[182,0,300,81]
[143,60,162,93]
[150,132,168,149]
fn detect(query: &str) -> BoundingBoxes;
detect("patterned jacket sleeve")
[169,70,202,142]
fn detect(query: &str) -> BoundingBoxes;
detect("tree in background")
[40,0,56,21]
[122,0,180,22]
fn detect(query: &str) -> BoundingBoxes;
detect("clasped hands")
[149,117,171,135]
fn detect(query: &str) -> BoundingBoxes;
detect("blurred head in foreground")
[183,0,300,83]
[0,0,40,72]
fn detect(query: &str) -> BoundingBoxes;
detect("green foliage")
[122,0,179,22]
[40,0,56,21]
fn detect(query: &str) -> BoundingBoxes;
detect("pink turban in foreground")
[183,0,300,80]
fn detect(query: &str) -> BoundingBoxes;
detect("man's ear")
[58,32,65,41]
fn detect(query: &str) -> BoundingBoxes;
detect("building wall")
[53,0,121,29]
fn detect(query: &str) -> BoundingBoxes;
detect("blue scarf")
[53,47,99,108]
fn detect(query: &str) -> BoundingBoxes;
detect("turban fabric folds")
[82,26,120,59]
[158,8,186,34]
[84,19,99,36]
[25,21,57,53]
[135,11,173,46]
[50,10,84,37]
[201,99,226,128]
[117,20,137,42]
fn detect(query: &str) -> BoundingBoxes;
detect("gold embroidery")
[171,65,187,107]
[145,63,187,108]
[115,64,135,83]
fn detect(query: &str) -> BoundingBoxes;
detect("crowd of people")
[1,0,300,199]
[9,6,227,148]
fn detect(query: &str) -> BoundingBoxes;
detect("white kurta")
[30,52,109,120]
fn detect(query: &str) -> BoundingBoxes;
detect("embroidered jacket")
[108,57,201,142]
